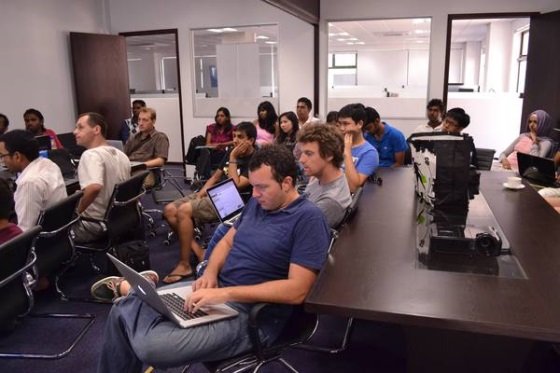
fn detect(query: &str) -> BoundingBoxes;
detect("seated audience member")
[296,97,320,129]
[276,111,301,158]
[124,107,169,188]
[326,111,339,127]
[413,98,445,133]
[363,107,408,167]
[0,113,9,135]
[162,122,257,283]
[499,110,554,172]
[206,107,235,166]
[73,113,131,243]
[0,178,21,244]
[253,101,278,146]
[337,103,379,192]
[441,107,479,169]
[94,145,330,372]
[298,124,352,227]
[0,130,66,231]
[119,100,146,144]
[23,108,63,149]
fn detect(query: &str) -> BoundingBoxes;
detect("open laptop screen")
[206,178,245,222]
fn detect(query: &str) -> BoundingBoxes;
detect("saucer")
[503,182,525,190]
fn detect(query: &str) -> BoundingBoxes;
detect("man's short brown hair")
[79,112,108,138]
[139,107,157,121]
[297,124,344,168]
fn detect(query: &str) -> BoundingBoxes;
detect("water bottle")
[50,135,57,150]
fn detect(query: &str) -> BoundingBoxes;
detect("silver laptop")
[107,254,238,328]
[106,139,125,152]
[206,178,246,226]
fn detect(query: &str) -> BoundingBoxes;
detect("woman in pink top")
[23,108,63,149]
[206,107,235,165]
[499,109,554,171]
[253,101,278,147]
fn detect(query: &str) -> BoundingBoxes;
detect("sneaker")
[90,270,159,302]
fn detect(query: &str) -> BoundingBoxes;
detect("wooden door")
[522,10,560,133]
[70,32,130,139]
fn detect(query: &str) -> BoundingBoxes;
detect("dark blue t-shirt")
[364,122,408,167]
[218,196,330,340]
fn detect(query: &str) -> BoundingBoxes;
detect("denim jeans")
[97,292,254,373]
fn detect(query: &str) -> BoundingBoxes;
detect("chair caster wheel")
[164,240,170,246]
[149,232,156,238]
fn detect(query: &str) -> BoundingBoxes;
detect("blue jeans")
[97,290,255,373]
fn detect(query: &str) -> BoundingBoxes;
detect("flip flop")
[162,272,194,284]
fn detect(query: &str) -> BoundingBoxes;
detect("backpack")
[185,135,206,164]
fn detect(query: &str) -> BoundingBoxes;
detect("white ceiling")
[328,17,530,50]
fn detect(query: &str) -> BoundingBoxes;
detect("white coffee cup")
[507,176,522,187]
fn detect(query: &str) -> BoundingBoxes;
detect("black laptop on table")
[517,152,558,187]
[107,254,238,328]
[206,178,246,226]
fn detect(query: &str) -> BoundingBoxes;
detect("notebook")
[516,152,558,187]
[107,254,238,328]
[206,178,246,226]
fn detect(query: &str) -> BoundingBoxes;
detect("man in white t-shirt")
[0,129,67,231]
[73,112,131,243]
[412,98,445,134]
[296,97,321,129]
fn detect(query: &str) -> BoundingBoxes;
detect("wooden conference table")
[306,167,560,371]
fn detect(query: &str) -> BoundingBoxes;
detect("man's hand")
[231,140,250,159]
[344,133,353,154]
[192,272,218,291]
[185,287,230,314]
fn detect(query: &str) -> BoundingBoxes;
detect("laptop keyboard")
[160,293,208,321]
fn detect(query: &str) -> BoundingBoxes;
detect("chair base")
[0,312,95,360]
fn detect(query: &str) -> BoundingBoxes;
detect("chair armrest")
[247,302,272,358]
[38,215,80,238]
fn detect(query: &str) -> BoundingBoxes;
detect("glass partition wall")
[191,24,279,117]
[327,18,432,122]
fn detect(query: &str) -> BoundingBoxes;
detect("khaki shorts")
[171,193,218,226]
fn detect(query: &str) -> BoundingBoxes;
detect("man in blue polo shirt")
[363,107,408,167]
[96,145,330,372]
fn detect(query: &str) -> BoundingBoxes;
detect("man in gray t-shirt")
[298,124,352,228]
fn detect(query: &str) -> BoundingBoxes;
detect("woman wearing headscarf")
[499,109,554,171]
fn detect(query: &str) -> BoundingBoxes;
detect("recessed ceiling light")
[337,38,346,41]
[207,29,222,33]
[265,41,277,44]
[256,35,269,40]
[355,41,365,45]
[222,28,237,32]
[339,32,350,36]
[346,42,355,45]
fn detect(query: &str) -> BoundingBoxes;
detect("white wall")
[108,0,315,156]
[0,0,108,134]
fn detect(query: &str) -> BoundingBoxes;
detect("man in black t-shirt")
[162,122,256,284]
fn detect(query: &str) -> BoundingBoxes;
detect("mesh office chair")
[62,171,149,300]
[0,226,94,359]
[296,187,364,354]
[475,148,496,171]
[32,192,83,297]
[201,304,318,373]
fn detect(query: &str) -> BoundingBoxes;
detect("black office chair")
[64,171,149,300]
[33,192,83,296]
[142,166,189,238]
[0,226,94,359]
[197,304,317,373]
[296,187,364,354]
[475,148,496,171]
